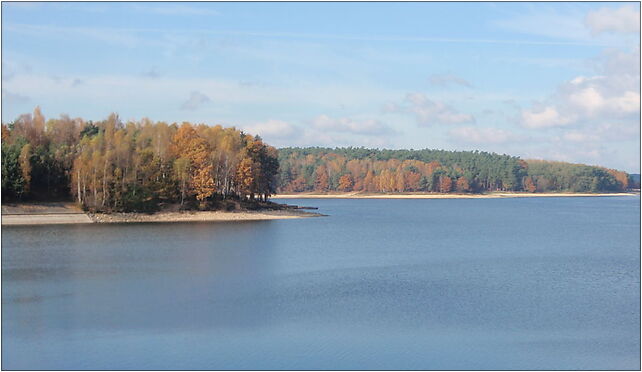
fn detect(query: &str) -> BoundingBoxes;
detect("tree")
[193,164,216,207]
[338,174,354,191]
[438,175,453,193]
[2,141,26,200]
[406,172,421,191]
[363,170,376,192]
[523,176,536,193]
[314,165,329,191]
[19,144,32,196]
[235,157,256,199]
[455,176,470,192]
[174,157,190,205]
[1,124,10,143]
[395,168,406,192]
[171,123,216,205]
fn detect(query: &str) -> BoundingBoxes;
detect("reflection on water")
[2,197,640,369]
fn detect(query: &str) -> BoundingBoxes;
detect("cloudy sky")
[2,2,640,172]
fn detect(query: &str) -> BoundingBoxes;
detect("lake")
[2,196,640,370]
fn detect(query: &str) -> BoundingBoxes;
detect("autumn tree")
[19,144,32,195]
[171,123,216,206]
[235,157,256,199]
[363,170,376,192]
[455,176,470,193]
[523,176,536,193]
[174,157,190,205]
[314,165,329,192]
[438,175,453,193]
[338,174,354,191]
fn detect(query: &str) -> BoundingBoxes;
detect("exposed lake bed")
[1,202,322,225]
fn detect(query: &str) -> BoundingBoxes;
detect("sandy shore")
[2,202,94,225]
[89,209,321,224]
[272,191,639,199]
[1,202,322,225]
[2,213,93,225]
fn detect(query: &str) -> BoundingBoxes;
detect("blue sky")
[2,2,640,172]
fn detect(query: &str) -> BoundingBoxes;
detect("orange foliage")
[606,169,628,191]
[438,176,453,193]
[363,170,376,192]
[338,174,354,191]
[314,165,329,191]
[455,176,471,192]
[1,125,10,143]
[289,177,307,192]
[523,176,536,193]
[406,172,422,191]
[172,123,216,203]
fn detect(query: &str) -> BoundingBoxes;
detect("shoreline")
[271,191,639,199]
[88,209,322,224]
[1,202,323,226]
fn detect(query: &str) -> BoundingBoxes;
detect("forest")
[277,147,635,194]
[1,108,636,213]
[2,108,279,212]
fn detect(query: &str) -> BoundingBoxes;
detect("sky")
[2,2,640,172]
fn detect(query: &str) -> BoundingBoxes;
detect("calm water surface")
[2,197,640,370]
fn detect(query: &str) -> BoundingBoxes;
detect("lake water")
[2,197,640,370]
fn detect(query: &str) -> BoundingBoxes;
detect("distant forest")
[1,109,637,213]
[277,147,637,194]
[2,108,278,212]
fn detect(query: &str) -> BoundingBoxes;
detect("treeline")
[2,108,278,212]
[277,147,633,193]
[1,108,634,208]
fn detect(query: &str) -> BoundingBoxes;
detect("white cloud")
[391,93,474,126]
[449,126,519,144]
[521,47,640,129]
[298,130,391,148]
[595,122,640,141]
[585,5,640,35]
[567,86,604,114]
[242,119,298,139]
[594,48,640,77]
[180,91,210,110]
[564,77,640,117]
[241,114,399,148]
[562,130,600,143]
[311,114,393,135]
[608,90,640,113]
[522,106,574,129]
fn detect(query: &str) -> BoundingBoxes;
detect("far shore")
[1,202,322,226]
[271,191,640,199]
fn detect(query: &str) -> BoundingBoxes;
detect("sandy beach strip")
[2,210,320,225]
[2,213,94,225]
[1,202,323,225]
[271,192,639,199]
[2,202,94,225]
[89,209,322,224]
